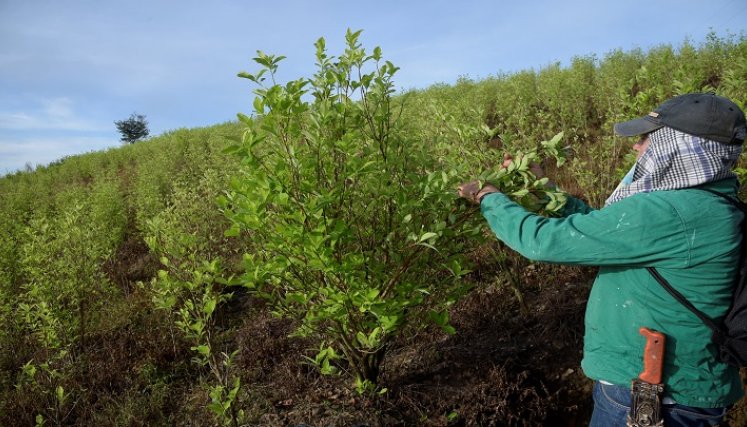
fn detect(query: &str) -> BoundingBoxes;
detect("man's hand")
[457,180,499,205]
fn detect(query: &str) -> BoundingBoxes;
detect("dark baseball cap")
[614,92,747,144]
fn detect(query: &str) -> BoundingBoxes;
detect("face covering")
[605,127,742,206]
[609,164,636,195]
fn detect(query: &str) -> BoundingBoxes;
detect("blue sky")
[1,0,746,175]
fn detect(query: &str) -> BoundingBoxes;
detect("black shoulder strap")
[645,187,745,338]
[646,267,723,335]
[697,188,747,214]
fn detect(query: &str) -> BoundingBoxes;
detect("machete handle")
[638,327,665,385]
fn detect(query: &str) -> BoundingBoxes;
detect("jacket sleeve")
[560,194,595,216]
[479,192,690,268]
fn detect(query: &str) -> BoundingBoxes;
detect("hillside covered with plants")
[1,32,747,426]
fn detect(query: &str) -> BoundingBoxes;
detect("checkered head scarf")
[605,126,743,206]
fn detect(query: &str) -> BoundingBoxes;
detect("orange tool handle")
[638,327,666,384]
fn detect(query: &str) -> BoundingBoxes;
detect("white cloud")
[0,97,106,132]
[0,135,120,175]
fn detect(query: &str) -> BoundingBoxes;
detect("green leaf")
[418,232,438,243]
[236,112,254,126]
[428,310,456,334]
[379,315,399,331]
[208,402,225,415]
[416,242,438,251]
[229,378,241,400]
[203,297,217,316]
[190,320,204,334]
[224,225,240,237]
[356,331,368,347]
[285,292,307,304]
[367,327,382,347]
[366,289,379,301]
[253,97,265,114]
[547,131,564,146]
[22,361,37,378]
[194,344,211,356]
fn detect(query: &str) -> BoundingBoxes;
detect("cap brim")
[614,116,664,137]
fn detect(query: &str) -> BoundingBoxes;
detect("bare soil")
[229,262,596,426]
[226,259,747,426]
[6,241,747,426]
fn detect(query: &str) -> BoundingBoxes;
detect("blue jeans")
[590,381,729,427]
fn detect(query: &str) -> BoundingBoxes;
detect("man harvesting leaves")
[459,93,747,426]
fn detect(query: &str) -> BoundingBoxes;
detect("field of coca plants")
[1,31,747,426]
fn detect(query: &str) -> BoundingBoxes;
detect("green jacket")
[480,178,744,407]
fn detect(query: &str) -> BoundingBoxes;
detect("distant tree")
[115,113,150,143]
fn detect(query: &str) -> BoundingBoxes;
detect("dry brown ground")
[5,243,747,426]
